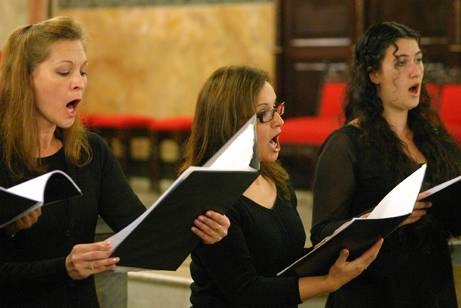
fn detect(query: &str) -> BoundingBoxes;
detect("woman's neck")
[37,129,62,158]
[243,175,277,209]
[383,107,426,163]
[382,108,409,137]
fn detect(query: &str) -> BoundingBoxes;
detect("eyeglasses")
[256,102,285,123]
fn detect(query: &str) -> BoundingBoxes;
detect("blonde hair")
[182,65,290,199]
[0,16,91,177]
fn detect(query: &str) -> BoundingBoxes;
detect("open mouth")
[270,134,280,151]
[66,99,80,111]
[408,83,420,95]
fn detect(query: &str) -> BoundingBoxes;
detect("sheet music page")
[421,175,461,196]
[109,167,197,250]
[109,116,258,253]
[6,170,80,202]
[367,164,426,219]
[205,116,257,170]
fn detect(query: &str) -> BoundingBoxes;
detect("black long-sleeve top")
[0,132,145,307]
[190,188,306,308]
[311,125,460,308]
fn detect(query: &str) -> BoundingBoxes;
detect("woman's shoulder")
[85,131,111,154]
[321,124,361,152]
[86,131,106,146]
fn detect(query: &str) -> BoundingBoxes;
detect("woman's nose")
[409,62,423,78]
[71,73,86,89]
[272,111,284,126]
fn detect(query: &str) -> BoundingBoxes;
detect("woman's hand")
[5,208,42,235]
[326,238,383,292]
[65,240,119,280]
[191,210,230,244]
[400,192,432,227]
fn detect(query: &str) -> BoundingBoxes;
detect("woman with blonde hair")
[0,16,229,307]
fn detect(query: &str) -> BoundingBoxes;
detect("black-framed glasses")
[256,102,285,123]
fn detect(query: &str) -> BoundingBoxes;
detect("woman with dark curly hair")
[311,21,461,307]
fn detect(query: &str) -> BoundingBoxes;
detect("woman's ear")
[368,68,380,85]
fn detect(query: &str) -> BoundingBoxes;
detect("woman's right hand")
[325,238,383,292]
[65,240,120,280]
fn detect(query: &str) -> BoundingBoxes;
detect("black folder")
[278,164,427,277]
[0,170,82,227]
[422,175,461,234]
[111,116,259,270]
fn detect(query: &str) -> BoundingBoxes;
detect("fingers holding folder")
[5,208,42,236]
[191,211,230,244]
[65,240,120,280]
[326,238,383,291]
[400,192,432,227]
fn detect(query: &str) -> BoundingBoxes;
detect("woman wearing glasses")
[182,65,383,307]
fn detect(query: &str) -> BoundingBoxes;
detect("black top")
[190,188,306,308]
[311,125,459,308]
[0,132,145,308]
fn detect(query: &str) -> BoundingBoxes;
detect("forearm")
[298,275,337,301]
[0,257,69,287]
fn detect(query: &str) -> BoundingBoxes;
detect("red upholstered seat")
[149,116,192,131]
[280,82,346,146]
[148,116,193,191]
[440,84,461,144]
[80,114,153,175]
[280,117,341,146]
[319,82,347,118]
[440,84,461,123]
[81,114,152,129]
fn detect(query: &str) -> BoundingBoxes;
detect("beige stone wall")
[0,0,28,49]
[55,3,275,118]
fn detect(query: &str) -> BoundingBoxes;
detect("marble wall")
[55,2,275,118]
[0,0,28,48]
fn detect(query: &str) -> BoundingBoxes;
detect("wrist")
[323,274,340,293]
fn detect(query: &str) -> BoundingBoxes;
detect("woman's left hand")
[400,192,432,226]
[191,210,230,244]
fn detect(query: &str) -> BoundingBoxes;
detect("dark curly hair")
[345,21,461,184]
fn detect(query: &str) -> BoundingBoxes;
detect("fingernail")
[113,257,120,262]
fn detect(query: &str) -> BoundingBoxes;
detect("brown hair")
[181,65,290,199]
[0,16,91,178]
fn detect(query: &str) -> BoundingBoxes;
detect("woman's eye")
[395,59,406,67]
[81,71,88,77]
[416,57,423,64]
[57,71,69,76]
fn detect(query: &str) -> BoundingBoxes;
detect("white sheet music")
[421,175,461,197]
[109,116,258,251]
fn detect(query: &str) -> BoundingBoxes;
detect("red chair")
[148,117,193,191]
[279,82,346,189]
[280,82,346,146]
[318,82,347,119]
[439,84,461,144]
[81,114,152,174]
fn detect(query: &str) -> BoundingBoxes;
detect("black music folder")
[0,170,82,227]
[278,164,427,277]
[110,116,259,270]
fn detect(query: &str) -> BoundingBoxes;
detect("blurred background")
[1,1,460,307]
